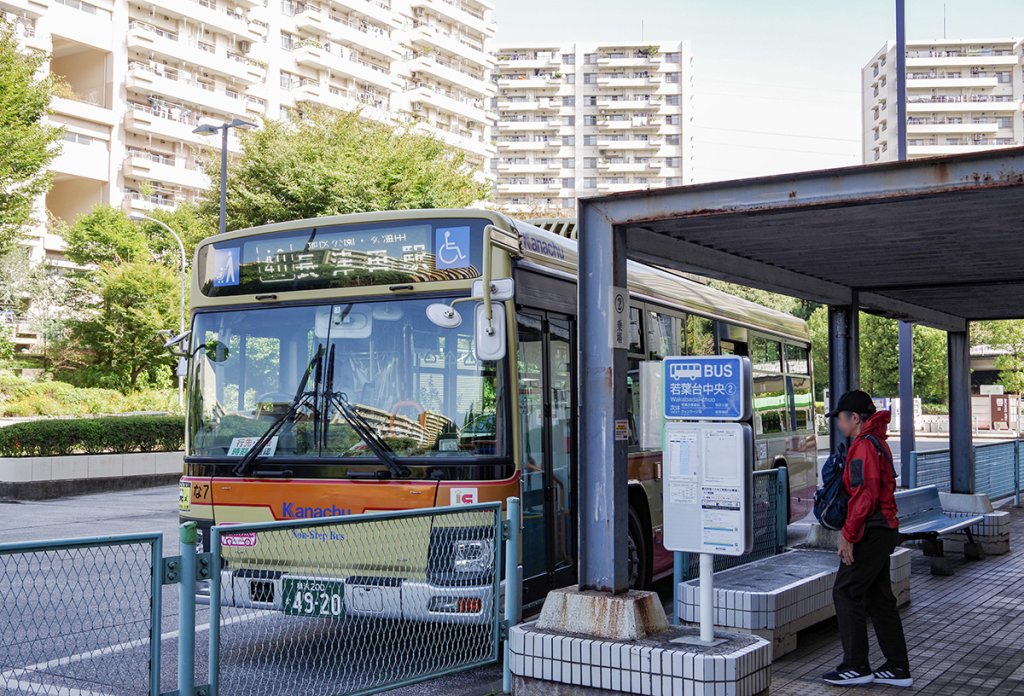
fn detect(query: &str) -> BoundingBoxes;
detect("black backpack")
[813,434,893,531]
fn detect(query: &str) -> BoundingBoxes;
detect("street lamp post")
[192,118,256,235]
[131,214,187,408]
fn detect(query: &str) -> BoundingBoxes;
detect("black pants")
[833,526,909,670]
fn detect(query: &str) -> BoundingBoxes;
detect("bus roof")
[194,208,809,343]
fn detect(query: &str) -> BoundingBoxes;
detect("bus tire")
[627,506,650,590]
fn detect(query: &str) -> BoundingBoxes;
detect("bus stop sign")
[663,355,751,421]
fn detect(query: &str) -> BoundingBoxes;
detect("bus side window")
[751,336,787,435]
[646,311,680,359]
[628,307,643,354]
[682,314,715,356]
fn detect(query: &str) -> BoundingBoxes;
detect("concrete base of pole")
[514,586,771,695]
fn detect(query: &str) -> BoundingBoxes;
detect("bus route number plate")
[282,577,345,619]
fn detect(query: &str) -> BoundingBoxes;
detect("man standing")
[822,390,912,688]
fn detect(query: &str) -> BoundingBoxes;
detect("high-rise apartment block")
[863,39,1024,163]
[491,41,693,214]
[2,0,496,268]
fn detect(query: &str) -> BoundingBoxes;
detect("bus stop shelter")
[576,147,1024,594]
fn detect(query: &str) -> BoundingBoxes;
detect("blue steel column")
[898,322,915,486]
[577,201,628,594]
[828,304,860,450]
[948,330,974,493]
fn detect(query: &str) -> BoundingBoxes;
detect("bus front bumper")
[201,569,496,624]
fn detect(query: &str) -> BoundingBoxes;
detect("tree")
[0,21,63,252]
[202,107,491,231]
[975,320,1024,393]
[140,201,211,267]
[63,205,150,266]
[68,260,178,390]
[707,281,817,320]
[807,308,948,403]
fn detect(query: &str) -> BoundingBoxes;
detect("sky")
[494,0,1024,183]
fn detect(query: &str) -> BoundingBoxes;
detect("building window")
[563,54,575,64]
[565,73,575,84]
[281,0,297,15]
[666,94,680,105]
[666,114,680,125]
[584,157,597,168]
[561,198,574,209]
[583,135,597,145]
[584,115,597,126]
[562,177,575,188]
[666,52,681,63]
[665,157,679,168]
[998,117,1012,129]
[998,71,1012,83]
[562,95,575,106]
[562,135,575,145]
[562,157,574,167]
[584,95,597,106]
[666,177,681,186]
[280,32,294,51]
[584,177,596,188]
[583,73,597,84]
[666,134,680,145]
[584,53,597,64]
[665,72,680,83]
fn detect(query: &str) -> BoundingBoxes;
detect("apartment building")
[863,38,1024,163]
[491,41,693,215]
[1,0,495,269]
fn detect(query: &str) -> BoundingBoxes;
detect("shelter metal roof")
[583,147,1024,332]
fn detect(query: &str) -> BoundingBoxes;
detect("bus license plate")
[282,578,345,619]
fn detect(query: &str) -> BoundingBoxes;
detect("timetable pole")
[699,553,714,642]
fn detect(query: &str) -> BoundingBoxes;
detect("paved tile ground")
[770,503,1024,695]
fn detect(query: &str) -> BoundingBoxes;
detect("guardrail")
[671,467,788,623]
[0,532,163,694]
[908,440,1022,505]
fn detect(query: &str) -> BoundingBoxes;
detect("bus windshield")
[187,298,506,464]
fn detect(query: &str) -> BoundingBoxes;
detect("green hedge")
[0,374,179,417]
[0,415,185,457]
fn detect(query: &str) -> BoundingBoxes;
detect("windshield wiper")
[231,344,324,477]
[322,344,410,479]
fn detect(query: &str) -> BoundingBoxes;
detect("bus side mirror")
[474,303,506,362]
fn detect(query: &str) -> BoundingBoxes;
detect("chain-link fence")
[678,468,786,580]
[208,502,504,696]
[0,533,163,695]
[910,441,1021,501]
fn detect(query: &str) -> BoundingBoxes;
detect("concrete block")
[50,455,88,481]
[30,457,53,481]
[537,585,669,641]
[87,453,122,478]
[122,452,156,476]
[154,450,184,474]
[0,458,33,483]
[939,492,994,513]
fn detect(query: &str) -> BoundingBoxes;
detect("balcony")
[908,142,1010,157]
[48,0,113,50]
[906,119,1000,135]
[597,161,658,173]
[906,95,1019,112]
[124,103,242,153]
[124,150,209,191]
[415,122,491,158]
[495,161,561,173]
[4,13,49,50]
[496,181,561,194]
[52,137,109,181]
[2,0,48,17]
[51,96,116,126]
[293,43,396,90]
[498,118,559,131]
[595,138,660,150]
[595,181,644,193]
[146,0,261,40]
[408,54,490,97]
[595,97,662,110]
[124,190,185,213]
[597,116,659,131]
[595,74,657,87]
[409,23,490,68]
[906,74,999,89]
[495,53,561,70]
[495,75,562,90]
[126,62,249,116]
[409,85,487,123]
[331,0,397,27]
[295,7,399,58]
[410,0,492,35]
[495,99,559,111]
[126,22,264,84]
[496,139,556,151]
[907,53,1017,68]
[596,53,662,67]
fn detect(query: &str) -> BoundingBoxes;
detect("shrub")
[0,373,178,417]
[0,415,185,457]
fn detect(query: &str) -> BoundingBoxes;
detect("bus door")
[516,311,576,602]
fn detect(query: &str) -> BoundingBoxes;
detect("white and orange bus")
[177,209,816,615]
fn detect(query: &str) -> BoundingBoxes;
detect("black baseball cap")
[826,389,877,418]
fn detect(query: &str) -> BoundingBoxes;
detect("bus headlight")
[454,539,494,574]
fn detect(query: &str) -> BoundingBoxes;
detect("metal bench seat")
[895,485,985,574]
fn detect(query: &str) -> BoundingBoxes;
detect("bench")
[895,485,985,575]
[677,547,912,658]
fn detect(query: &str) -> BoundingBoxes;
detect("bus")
[177,208,816,615]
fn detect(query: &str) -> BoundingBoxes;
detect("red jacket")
[841,410,899,543]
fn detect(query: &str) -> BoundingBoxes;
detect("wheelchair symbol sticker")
[212,247,239,287]
[435,226,471,270]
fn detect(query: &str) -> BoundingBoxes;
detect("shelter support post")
[948,329,974,494]
[828,302,860,451]
[577,202,629,594]
[898,321,915,486]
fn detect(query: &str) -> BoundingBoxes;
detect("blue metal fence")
[0,532,163,695]
[908,440,1022,503]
